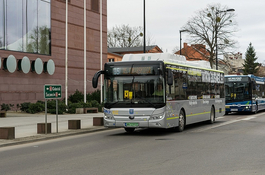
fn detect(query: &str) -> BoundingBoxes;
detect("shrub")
[67,102,83,114]
[90,100,99,107]
[26,102,45,114]
[17,89,102,114]
[68,89,84,103]
[0,103,12,111]
[47,100,67,114]
[87,90,100,103]
[98,103,104,112]
[16,104,21,111]
[79,102,92,108]
[20,102,31,112]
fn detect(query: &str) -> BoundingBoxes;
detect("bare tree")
[181,3,237,68]
[172,46,179,54]
[108,24,143,48]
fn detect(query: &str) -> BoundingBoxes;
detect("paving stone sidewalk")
[0,111,107,147]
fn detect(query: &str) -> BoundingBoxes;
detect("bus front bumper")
[104,119,166,129]
[225,105,252,112]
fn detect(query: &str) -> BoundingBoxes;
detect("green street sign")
[44,84,62,99]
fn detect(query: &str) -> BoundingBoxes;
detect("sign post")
[44,85,62,134]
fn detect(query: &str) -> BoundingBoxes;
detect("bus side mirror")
[167,69,173,86]
[92,71,104,88]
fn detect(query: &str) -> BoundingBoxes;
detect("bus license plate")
[231,109,238,111]
[125,123,139,127]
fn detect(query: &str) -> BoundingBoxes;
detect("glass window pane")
[38,0,51,55]
[6,1,23,51]
[23,0,38,53]
[0,0,50,55]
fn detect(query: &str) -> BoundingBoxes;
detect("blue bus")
[225,75,265,114]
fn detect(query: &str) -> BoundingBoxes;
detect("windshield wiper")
[135,94,156,108]
[107,101,121,108]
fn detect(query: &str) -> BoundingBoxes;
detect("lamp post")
[179,30,187,55]
[215,8,235,70]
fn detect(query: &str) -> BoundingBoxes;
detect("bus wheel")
[209,106,215,124]
[124,128,135,133]
[254,104,258,114]
[177,110,185,132]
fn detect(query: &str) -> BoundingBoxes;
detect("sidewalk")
[0,111,108,147]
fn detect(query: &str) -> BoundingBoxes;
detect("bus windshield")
[225,82,251,102]
[104,75,165,108]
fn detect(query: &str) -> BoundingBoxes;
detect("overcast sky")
[107,0,265,63]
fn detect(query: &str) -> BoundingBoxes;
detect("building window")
[91,0,99,12]
[109,58,114,62]
[0,0,51,55]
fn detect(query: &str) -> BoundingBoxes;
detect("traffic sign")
[44,84,62,99]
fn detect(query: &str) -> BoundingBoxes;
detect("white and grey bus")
[92,53,225,132]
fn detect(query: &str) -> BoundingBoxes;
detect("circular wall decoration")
[21,56,31,74]
[7,55,17,73]
[34,58,43,75]
[46,59,55,75]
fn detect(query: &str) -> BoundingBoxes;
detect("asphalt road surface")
[1,112,265,175]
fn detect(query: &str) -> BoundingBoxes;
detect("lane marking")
[192,115,258,132]
[192,119,241,132]
[241,116,256,121]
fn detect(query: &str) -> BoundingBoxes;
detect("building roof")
[108,45,162,54]
[175,43,210,61]
[107,51,123,57]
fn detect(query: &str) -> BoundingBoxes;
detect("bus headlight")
[104,114,114,120]
[150,113,165,120]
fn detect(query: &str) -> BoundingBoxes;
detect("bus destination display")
[112,66,154,75]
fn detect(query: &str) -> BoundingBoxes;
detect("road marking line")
[241,116,256,121]
[192,119,241,132]
[193,115,258,132]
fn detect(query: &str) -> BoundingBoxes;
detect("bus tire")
[252,103,258,114]
[124,128,135,133]
[209,106,215,124]
[177,110,185,132]
[255,103,258,114]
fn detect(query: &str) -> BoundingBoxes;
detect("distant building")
[224,52,244,74]
[174,43,248,74]
[107,45,163,62]
[175,43,210,61]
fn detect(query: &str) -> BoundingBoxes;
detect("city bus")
[225,74,265,114]
[92,53,225,132]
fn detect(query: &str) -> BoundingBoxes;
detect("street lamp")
[215,8,235,70]
[179,30,188,55]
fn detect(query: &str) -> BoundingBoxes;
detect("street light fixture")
[215,8,235,70]
[179,30,188,55]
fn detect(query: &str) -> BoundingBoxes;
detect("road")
[1,112,265,175]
